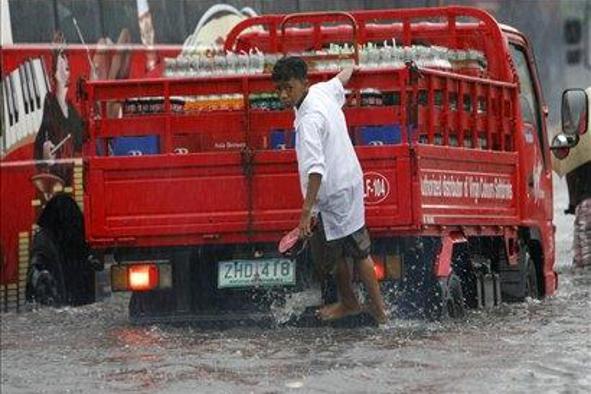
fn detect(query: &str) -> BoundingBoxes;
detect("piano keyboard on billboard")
[1,57,50,154]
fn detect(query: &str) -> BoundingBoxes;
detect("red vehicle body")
[1,7,555,323]
[0,44,179,310]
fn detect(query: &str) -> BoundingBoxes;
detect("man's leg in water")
[317,257,361,320]
[357,255,387,324]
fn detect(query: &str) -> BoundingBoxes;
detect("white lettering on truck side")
[420,174,513,201]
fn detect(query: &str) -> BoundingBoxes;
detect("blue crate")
[357,124,401,146]
[111,136,160,156]
[270,129,295,149]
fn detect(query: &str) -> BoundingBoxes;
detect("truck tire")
[398,237,440,319]
[426,273,465,320]
[26,229,66,306]
[27,194,95,306]
[453,247,479,309]
[499,241,541,302]
[446,274,466,318]
[524,250,541,300]
[398,237,465,320]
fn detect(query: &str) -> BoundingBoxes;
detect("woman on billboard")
[33,33,84,186]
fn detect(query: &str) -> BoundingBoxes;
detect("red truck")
[1,7,563,323]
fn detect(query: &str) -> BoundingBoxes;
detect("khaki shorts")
[309,217,371,278]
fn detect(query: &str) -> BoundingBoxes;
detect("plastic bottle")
[214,54,227,76]
[189,58,200,77]
[432,46,452,70]
[235,51,248,75]
[249,48,264,74]
[380,40,393,68]
[359,44,369,68]
[391,47,405,69]
[163,58,175,77]
[226,52,237,75]
[368,43,380,68]
[403,46,414,65]
[340,43,354,68]
[200,55,213,76]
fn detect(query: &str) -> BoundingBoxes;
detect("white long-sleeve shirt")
[294,77,365,241]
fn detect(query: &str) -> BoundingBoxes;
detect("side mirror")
[550,133,578,160]
[561,89,588,135]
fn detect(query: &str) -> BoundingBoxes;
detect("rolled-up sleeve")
[297,112,326,178]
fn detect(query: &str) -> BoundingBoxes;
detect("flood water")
[1,177,590,394]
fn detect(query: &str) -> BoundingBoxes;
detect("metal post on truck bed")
[278,11,359,65]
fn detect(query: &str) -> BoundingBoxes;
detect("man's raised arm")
[336,66,355,86]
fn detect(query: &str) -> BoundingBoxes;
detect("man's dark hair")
[272,56,308,83]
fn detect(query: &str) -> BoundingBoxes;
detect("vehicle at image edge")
[1,6,584,324]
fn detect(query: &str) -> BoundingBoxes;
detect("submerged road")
[1,178,590,394]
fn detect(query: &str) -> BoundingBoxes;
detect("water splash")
[270,288,321,324]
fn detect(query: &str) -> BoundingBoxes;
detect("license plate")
[217,259,295,289]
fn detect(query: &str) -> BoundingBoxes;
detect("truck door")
[509,42,553,222]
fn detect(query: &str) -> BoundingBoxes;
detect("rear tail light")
[373,258,386,281]
[371,254,402,281]
[111,262,172,292]
[129,264,159,291]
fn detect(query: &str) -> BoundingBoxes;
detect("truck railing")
[224,6,513,83]
[82,66,517,157]
[410,66,517,151]
[279,11,359,64]
[82,68,408,156]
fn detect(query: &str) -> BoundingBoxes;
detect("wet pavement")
[1,178,590,394]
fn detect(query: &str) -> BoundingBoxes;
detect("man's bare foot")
[361,303,388,325]
[316,302,361,321]
[315,302,340,319]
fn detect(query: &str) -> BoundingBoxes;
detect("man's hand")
[300,173,322,238]
[42,140,56,161]
[298,208,314,239]
[336,65,357,86]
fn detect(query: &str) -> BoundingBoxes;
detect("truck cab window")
[509,45,544,152]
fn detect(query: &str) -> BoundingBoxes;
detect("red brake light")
[128,264,159,291]
[373,257,386,281]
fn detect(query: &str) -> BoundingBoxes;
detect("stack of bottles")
[164,48,274,77]
[184,94,244,112]
[123,97,185,115]
[152,41,488,119]
[163,42,487,78]
[249,93,283,110]
[355,41,486,75]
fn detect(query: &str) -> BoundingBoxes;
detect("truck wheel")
[398,237,440,319]
[446,274,465,318]
[524,250,540,300]
[27,194,96,306]
[26,230,66,305]
[426,273,465,320]
[500,241,540,302]
[453,248,479,309]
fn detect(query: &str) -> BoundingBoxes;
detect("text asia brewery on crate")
[0,7,572,323]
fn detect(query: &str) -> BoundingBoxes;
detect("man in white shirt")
[272,57,387,324]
